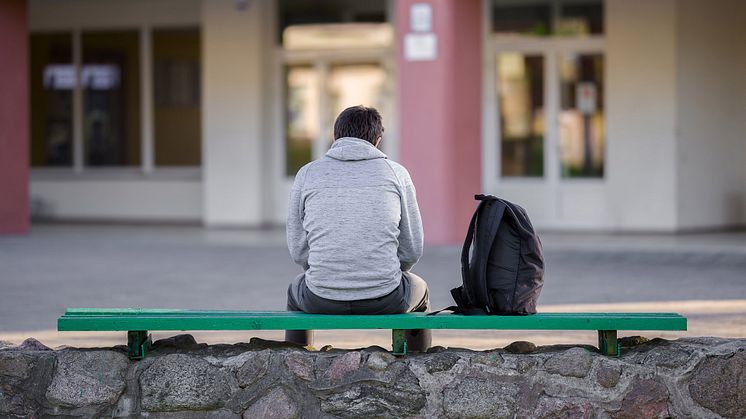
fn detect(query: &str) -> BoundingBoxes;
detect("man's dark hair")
[333,105,384,145]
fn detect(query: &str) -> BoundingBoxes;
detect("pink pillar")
[396,0,482,245]
[0,0,29,234]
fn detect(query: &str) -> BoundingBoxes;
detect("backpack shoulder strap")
[474,197,506,311]
[458,195,506,313]
[459,201,481,304]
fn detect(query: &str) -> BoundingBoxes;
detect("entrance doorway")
[484,0,606,228]
[269,16,396,224]
[284,58,393,176]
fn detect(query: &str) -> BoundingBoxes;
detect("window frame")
[489,36,605,184]
[29,25,202,180]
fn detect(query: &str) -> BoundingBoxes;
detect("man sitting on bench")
[285,105,431,352]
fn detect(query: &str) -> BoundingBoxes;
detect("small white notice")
[404,33,437,61]
[410,3,432,32]
[577,82,597,114]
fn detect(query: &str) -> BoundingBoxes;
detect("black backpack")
[450,194,544,315]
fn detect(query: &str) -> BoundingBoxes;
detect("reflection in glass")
[559,53,604,177]
[492,0,603,36]
[82,31,140,166]
[153,29,201,166]
[278,0,387,43]
[497,53,544,177]
[559,2,604,35]
[30,33,73,166]
[286,66,319,176]
[328,63,386,135]
[492,2,551,36]
[283,24,392,51]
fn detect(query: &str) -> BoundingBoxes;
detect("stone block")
[472,351,504,367]
[46,350,129,408]
[443,376,519,419]
[543,347,594,378]
[611,378,669,419]
[236,350,271,387]
[595,364,621,388]
[689,350,746,418]
[320,363,426,418]
[424,352,461,374]
[1,351,54,416]
[324,351,361,382]
[285,351,315,380]
[365,351,395,372]
[535,396,594,419]
[140,354,232,412]
[243,387,299,419]
[504,341,536,354]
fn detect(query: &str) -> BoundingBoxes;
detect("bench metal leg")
[392,329,407,355]
[598,330,618,357]
[128,330,152,360]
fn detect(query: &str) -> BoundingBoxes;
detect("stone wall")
[1,336,744,418]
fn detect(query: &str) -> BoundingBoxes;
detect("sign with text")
[404,33,437,61]
[577,82,597,114]
[410,3,432,32]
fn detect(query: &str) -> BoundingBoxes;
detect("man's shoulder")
[292,161,317,188]
[382,159,413,183]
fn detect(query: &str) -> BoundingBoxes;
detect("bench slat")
[58,310,687,332]
[63,308,683,318]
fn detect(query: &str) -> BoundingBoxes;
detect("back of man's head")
[333,105,384,146]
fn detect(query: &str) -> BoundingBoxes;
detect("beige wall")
[675,0,746,229]
[605,0,679,230]
[30,178,202,221]
[29,0,201,30]
[201,0,272,226]
[28,0,204,223]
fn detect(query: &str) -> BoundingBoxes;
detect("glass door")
[496,52,546,178]
[283,59,390,177]
[490,39,604,227]
[558,52,605,178]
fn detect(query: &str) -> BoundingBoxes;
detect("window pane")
[497,53,544,177]
[328,63,386,132]
[559,1,604,35]
[559,53,604,177]
[492,0,604,36]
[82,31,140,166]
[278,0,386,44]
[286,65,319,176]
[283,23,392,51]
[30,33,73,166]
[492,1,551,36]
[153,28,201,166]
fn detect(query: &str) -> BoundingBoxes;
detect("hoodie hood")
[325,137,387,161]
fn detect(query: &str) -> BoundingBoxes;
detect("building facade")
[1,0,745,244]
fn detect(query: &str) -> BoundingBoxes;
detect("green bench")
[58,308,686,359]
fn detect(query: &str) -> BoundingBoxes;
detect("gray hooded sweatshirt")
[286,137,424,301]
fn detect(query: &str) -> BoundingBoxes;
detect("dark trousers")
[285,271,432,352]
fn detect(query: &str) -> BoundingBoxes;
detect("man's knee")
[403,271,430,311]
[405,272,429,294]
[287,274,305,311]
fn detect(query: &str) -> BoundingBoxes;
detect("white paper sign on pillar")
[404,33,437,61]
[404,3,437,61]
[410,3,432,32]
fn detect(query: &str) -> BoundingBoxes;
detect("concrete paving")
[1,224,745,349]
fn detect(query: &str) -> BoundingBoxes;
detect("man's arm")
[397,169,424,272]
[287,166,310,270]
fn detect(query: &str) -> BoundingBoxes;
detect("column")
[0,0,29,234]
[202,0,269,226]
[396,0,482,245]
